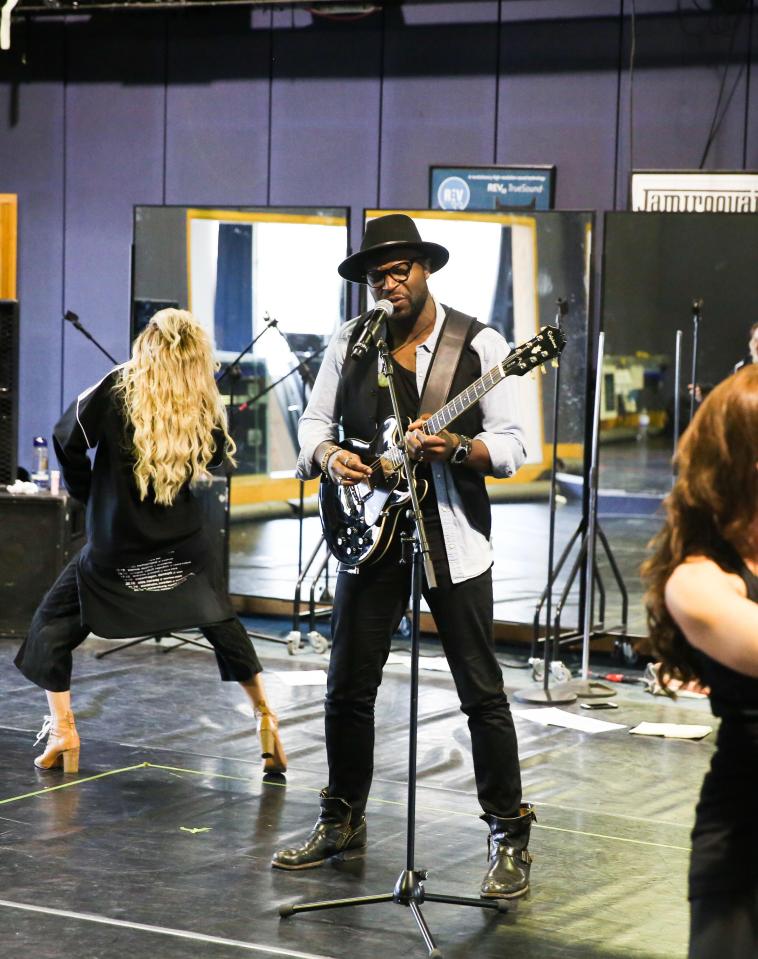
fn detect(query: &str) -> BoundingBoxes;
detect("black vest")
[337,307,492,539]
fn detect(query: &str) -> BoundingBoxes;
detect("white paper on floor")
[385,653,410,665]
[271,670,328,687]
[386,653,451,672]
[629,722,712,740]
[512,707,627,734]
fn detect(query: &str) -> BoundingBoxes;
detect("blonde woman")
[15,309,286,776]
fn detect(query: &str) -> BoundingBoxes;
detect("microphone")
[351,299,394,360]
[64,310,80,325]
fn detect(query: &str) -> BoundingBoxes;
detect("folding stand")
[279,330,506,958]
[515,320,622,704]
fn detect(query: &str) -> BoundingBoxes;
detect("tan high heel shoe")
[255,704,287,775]
[34,712,80,773]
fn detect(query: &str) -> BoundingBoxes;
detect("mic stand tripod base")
[512,683,577,705]
[561,679,616,699]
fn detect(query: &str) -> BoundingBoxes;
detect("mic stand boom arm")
[64,311,120,366]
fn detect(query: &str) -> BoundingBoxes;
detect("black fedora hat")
[338,214,449,283]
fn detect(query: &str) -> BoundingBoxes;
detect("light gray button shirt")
[297,299,527,584]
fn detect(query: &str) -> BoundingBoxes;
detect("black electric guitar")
[318,325,567,568]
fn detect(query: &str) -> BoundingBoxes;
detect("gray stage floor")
[1,626,713,959]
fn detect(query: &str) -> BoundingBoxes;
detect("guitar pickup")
[379,453,400,478]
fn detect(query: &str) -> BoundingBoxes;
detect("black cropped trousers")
[325,541,523,821]
[14,557,262,692]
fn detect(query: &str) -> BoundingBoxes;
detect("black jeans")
[14,557,262,691]
[325,542,522,820]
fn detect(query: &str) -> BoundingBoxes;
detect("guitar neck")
[422,362,506,436]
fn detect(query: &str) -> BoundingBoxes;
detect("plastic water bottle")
[32,436,50,490]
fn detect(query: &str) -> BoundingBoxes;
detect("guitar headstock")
[504,325,567,378]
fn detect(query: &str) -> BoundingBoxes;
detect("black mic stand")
[280,330,507,957]
[64,310,120,365]
[514,300,576,705]
[213,315,316,651]
[514,306,619,704]
[688,299,703,424]
[224,335,330,655]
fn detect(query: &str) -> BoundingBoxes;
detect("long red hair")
[642,365,758,683]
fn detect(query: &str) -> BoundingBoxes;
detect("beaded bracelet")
[319,444,342,477]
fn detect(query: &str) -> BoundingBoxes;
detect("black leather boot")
[479,803,536,899]
[271,789,367,870]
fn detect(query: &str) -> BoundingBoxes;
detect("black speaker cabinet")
[0,300,19,485]
[0,492,85,638]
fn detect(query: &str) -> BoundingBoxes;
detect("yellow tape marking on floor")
[144,763,691,853]
[0,763,150,806]
[0,760,691,853]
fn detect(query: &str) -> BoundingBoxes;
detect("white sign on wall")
[630,170,758,214]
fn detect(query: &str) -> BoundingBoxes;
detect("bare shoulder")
[665,556,747,615]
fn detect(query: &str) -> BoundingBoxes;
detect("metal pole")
[672,329,683,485]
[581,332,605,681]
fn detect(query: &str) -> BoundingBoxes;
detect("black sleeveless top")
[692,562,758,719]
[688,560,758,900]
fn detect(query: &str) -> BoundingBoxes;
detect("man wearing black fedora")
[272,213,535,900]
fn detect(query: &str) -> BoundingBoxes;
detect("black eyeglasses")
[365,259,419,289]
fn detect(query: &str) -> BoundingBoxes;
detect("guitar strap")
[418,308,474,416]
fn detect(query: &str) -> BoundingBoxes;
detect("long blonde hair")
[115,309,236,506]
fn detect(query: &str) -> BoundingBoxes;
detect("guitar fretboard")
[422,361,507,437]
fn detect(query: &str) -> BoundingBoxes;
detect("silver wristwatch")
[450,434,472,465]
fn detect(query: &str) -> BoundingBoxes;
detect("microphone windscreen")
[374,299,394,317]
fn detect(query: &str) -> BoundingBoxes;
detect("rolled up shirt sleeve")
[470,327,527,479]
[295,322,352,480]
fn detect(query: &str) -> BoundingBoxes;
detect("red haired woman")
[643,365,758,959]
[16,310,286,776]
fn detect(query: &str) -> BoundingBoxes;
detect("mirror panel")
[364,210,594,627]
[601,212,758,636]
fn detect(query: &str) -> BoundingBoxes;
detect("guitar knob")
[337,537,343,546]
[346,547,352,555]
[347,527,354,535]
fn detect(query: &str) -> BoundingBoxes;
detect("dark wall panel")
[747,9,758,167]
[615,3,754,207]
[62,16,165,403]
[268,8,382,257]
[0,22,65,473]
[380,2,500,210]
[498,1,621,211]
[165,9,272,206]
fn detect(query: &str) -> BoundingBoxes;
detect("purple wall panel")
[165,10,272,205]
[498,1,621,211]
[615,5,753,207]
[380,2,500,211]
[0,22,65,466]
[745,7,758,168]
[268,9,382,257]
[3,3,757,458]
[62,18,165,404]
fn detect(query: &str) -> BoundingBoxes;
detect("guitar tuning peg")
[539,366,547,375]
[551,358,559,368]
